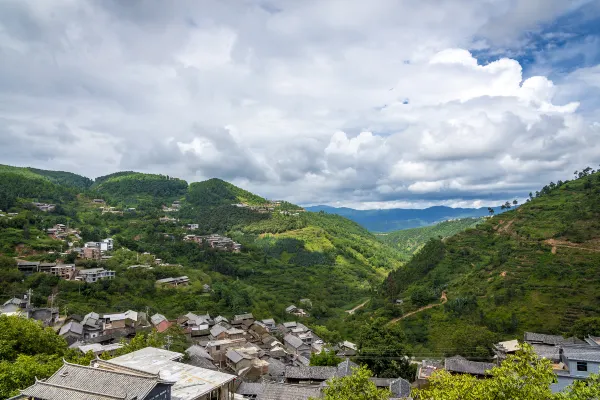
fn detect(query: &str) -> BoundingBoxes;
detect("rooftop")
[524,332,566,346]
[103,347,236,400]
[561,345,600,363]
[285,366,337,380]
[444,356,495,376]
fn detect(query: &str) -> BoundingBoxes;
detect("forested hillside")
[378,218,483,260]
[375,169,600,357]
[0,170,400,328]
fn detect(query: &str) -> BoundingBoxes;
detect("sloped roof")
[150,313,167,326]
[21,361,166,400]
[234,313,254,321]
[59,321,83,336]
[444,356,495,376]
[562,345,600,362]
[336,359,358,377]
[237,382,264,396]
[259,382,321,400]
[285,366,337,380]
[185,345,213,361]
[210,324,228,337]
[284,334,305,349]
[390,377,411,397]
[524,332,565,345]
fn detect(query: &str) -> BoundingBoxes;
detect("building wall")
[144,383,171,400]
[567,360,600,378]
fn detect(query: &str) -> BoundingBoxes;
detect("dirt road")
[389,291,447,324]
[346,300,369,314]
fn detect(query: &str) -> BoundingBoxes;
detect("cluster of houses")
[46,223,81,241]
[286,302,310,317]
[0,210,19,219]
[16,261,116,283]
[415,331,600,394]
[0,296,59,327]
[162,200,181,212]
[184,234,242,252]
[160,216,179,223]
[32,202,56,212]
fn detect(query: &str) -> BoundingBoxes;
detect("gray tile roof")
[237,382,264,396]
[268,357,287,377]
[226,349,245,364]
[390,377,411,398]
[336,359,358,377]
[20,361,166,400]
[210,324,228,337]
[284,334,305,349]
[259,382,321,400]
[524,332,566,345]
[532,344,561,362]
[185,345,213,361]
[444,356,495,376]
[234,313,254,321]
[59,321,83,336]
[285,366,337,381]
[562,345,600,363]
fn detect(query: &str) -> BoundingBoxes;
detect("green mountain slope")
[0,165,82,210]
[0,169,401,326]
[380,171,600,355]
[186,178,268,206]
[378,218,483,260]
[92,172,188,204]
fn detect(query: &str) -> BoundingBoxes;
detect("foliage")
[0,354,64,398]
[92,172,187,203]
[356,318,416,380]
[310,349,342,366]
[314,365,391,400]
[415,343,600,400]
[186,178,267,206]
[570,317,600,338]
[379,218,482,260]
[0,316,67,361]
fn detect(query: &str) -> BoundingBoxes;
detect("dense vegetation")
[378,217,483,260]
[92,172,188,205]
[186,178,268,206]
[378,169,600,357]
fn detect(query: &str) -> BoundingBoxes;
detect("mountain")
[305,205,503,232]
[378,217,483,260]
[0,168,400,324]
[91,172,188,204]
[377,170,600,356]
[186,178,268,207]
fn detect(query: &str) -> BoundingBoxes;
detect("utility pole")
[26,288,32,309]
[165,335,172,351]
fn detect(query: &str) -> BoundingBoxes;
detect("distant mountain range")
[305,205,504,232]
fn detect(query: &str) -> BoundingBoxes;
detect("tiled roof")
[524,332,565,345]
[389,377,412,397]
[259,382,321,400]
[532,344,561,362]
[21,361,166,400]
[268,357,287,377]
[562,345,600,362]
[336,359,358,377]
[285,366,337,380]
[237,382,264,396]
[444,356,495,376]
[226,349,246,364]
[284,334,305,349]
[210,324,228,337]
[150,313,167,326]
[185,345,213,361]
[59,321,84,336]
[234,313,254,321]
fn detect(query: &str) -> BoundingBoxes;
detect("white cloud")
[0,0,599,208]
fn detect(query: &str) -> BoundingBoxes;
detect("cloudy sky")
[1,0,600,209]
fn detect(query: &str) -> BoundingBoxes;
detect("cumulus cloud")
[0,0,599,208]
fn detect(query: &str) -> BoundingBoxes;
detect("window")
[577,362,588,372]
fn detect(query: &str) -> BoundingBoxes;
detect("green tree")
[414,344,557,400]
[357,318,416,380]
[313,365,391,400]
[0,315,67,361]
[0,354,63,398]
[557,374,600,399]
[310,349,342,366]
[571,317,600,338]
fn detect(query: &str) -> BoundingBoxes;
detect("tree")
[570,317,600,338]
[557,374,600,400]
[0,315,67,361]
[310,349,342,366]
[414,344,556,400]
[504,201,512,209]
[314,365,391,400]
[488,207,495,216]
[513,199,518,206]
[357,318,416,380]
[0,354,63,398]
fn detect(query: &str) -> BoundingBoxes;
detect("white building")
[77,268,116,283]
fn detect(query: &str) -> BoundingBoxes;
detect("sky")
[1,0,600,209]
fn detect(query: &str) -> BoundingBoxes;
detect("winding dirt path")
[545,239,600,253]
[389,291,447,324]
[346,299,369,314]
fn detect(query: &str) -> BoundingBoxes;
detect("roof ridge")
[92,359,164,380]
[62,359,160,380]
[27,379,127,400]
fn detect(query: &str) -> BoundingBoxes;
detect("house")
[156,276,190,287]
[129,264,154,270]
[284,334,312,358]
[32,202,56,212]
[336,359,359,377]
[226,348,256,373]
[525,332,568,346]
[186,224,199,230]
[92,199,105,204]
[185,345,217,370]
[336,341,357,357]
[262,318,276,330]
[77,268,115,283]
[151,313,168,326]
[370,377,412,399]
[156,319,174,333]
[17,261,40,275]
[214,315,229,324]
[96,347,236,400]
[237,381,322,400]
[232,312,255,327]
[28,307,59,326]
[205,338,248,363]
[82,246,101,260]
[203,283,211,293]
[102,238,114,251]
[415,359,444,387]
[493,339,520,360]
[1,297,28,315]
[286,305,298,314]
[102,310,139,331]
[49,264,76,279]
[59,321,84,345]
[285,365,337,384]
[552,344,600,392]
[444,356,495,377]
[81,312,103,339]
[18,359,174,400]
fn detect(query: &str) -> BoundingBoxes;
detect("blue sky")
[0,0,599,209]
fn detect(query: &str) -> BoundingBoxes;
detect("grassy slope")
[378,218,483,260]
[187,178,268,207]
[382,172,600,350]
[91,172,188,204]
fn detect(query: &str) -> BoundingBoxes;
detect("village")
[3,286,600,400]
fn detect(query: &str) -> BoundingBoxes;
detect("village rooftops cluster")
[32,202,56,212]
[184,233,242,252]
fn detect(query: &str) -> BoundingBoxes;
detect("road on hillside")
[389,291,447,324]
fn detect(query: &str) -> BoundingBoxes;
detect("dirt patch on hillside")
[389,291,447,324]
[500,271,507,277]
[545,238,600,253]
[498,220,514,234]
